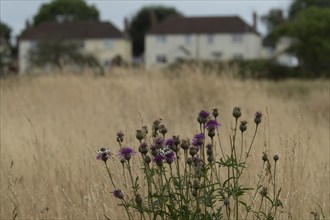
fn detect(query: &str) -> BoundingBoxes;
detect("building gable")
[148,16,259,35]
[19,20,126,41]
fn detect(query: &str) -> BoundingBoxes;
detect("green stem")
[127,160,135,188]
[104,162,116,189]
[238,124,259,179]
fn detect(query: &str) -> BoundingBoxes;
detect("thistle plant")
[96,107,284,219]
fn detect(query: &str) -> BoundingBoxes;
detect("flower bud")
[153,119,161,131]
[135,193,143,206]
[254,112,262,125]
[159,124,167,136]
[187,157,193,166]
[198,110,210,124]
[260,187,268,197]
[189,146,197,157]
[191,189,198,197]
[212,108,219,119]
[113,189,124,199]
[208,129,215,138]
[144,155,151,164]
[124,154,131,161]
[142,125,148,135]
[173,135,181,146]
[224,197,230,206]
[120,158,126,164]
[181,139,190,151]
[138,142,148,155]
[116,131,124,143]
[136,130,145,142]
[207,155,214,163]
[207,148,213,156]
[193,179,200,189]
[262,153,268,162]
[239,120,248,132]
[273,154,279,162]
[232,107,241,119]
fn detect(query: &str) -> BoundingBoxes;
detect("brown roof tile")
[149,16,259,35]
[19,20,125,40]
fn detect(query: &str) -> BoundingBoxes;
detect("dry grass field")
[1,67,329,219]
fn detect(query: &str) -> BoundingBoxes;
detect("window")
[212,51,223,59]
[79,40,85,49]
[105,39,114,49]
[207,34,214,44]
[156,35,166,44]
[156,55,167,64]
[30,41,37,50]
[185,35,191,44]
[104,60,111,67]
[233,53,244,60]
[232,34,243,43]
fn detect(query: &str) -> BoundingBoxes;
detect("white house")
[145,14,263,68]
[18,20,131,74]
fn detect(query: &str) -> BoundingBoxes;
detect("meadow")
[0,67,329,219]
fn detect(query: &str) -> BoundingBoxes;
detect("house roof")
[148,16,259,35]
[19,20,126,40]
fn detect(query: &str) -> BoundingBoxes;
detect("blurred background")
[0,0,329,78]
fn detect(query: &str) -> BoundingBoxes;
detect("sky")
[0,0,292,43]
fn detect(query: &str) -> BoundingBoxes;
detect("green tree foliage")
[274,7,330,77]
[129,5,182,56]
[289,0,329,19]
[0,22,12,42]
[29,40,103,74]
[33,0,99,26]
[0,22,13,76]
[261,9,285,33]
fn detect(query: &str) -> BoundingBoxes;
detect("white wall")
[145,33,262,68]
[84,38,131,65]
[18,41,32,74]
[19,38,132,74]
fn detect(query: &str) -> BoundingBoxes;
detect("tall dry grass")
[0,67,329,219]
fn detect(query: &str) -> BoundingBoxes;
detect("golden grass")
[1,68,329,219]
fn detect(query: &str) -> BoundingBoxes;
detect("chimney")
[124,17,129,34]
[150,11,157,29]
[252,12,257,31]
[25,19,31,29]
[278,10,284,23]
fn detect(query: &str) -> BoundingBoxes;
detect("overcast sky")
[1,0,292,41]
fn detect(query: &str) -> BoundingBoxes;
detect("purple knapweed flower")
[198,110,210,124]
[165,138,174,147]
[113,189,124,199]
[165,138,178,152]
[118,146,136,161]
[164,150,175,164]
[205,119,221,130]
[154,137,165,149]
[192,133,205,147]
[153,154,165,167]
[96,147,111,162]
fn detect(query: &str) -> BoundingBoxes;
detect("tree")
[288,0,329,19]
[0,22,12,42]
[29,39,103,75]
[274,7,330,76]
[129,6,182,56]
[33,0,99,26]
[261,9,285,33]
